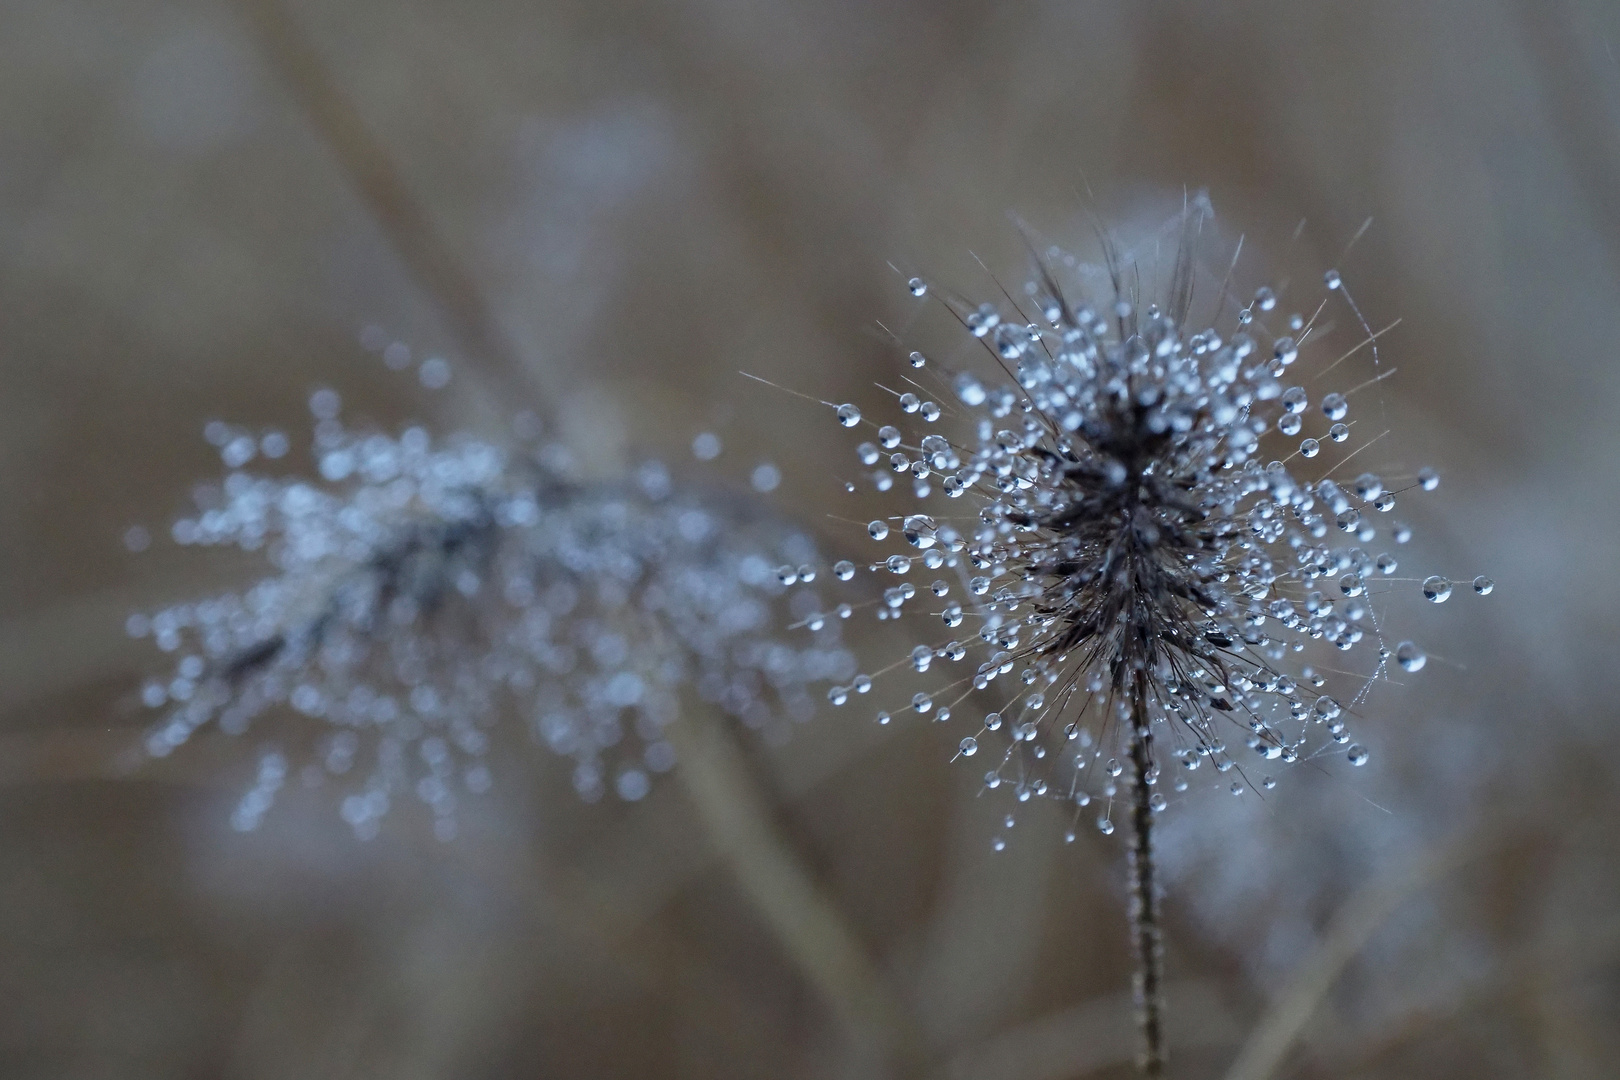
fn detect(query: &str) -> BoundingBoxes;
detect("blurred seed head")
[131,390,855,838]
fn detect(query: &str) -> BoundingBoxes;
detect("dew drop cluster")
[819,212,1486,841]
[131,392,855,838]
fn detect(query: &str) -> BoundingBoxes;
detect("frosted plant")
[131,389,855,839]
[813,201,1488,1074]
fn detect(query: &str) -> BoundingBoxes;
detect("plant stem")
[1128,692,1166,1076]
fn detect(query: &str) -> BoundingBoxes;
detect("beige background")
[1,1,1617,1077]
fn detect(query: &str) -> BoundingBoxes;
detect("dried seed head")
[133,391,855,837]
[820,203,1485,835]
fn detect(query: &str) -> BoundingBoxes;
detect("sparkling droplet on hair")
[1300,438,1320,458]
[1321,393,1348,421]
[1473,576,1494,595]
[878,425,902,449]
[836,404,861,427]
[1395,641,1426,672]
[1348,744,1369,766]
[868,520,889,540]
[959,737,978,756]
[954,373,987,407]
[1418,467,1440,491]
[834,560,855,581]
[908,351,927,368]
[1324,269,1342,290]
[1422,576,1452,603]
[908,277,927,297]
[1328,423,1349,442]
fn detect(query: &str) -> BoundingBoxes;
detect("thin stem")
[1127,693,1166,1076]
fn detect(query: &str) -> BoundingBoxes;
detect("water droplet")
[909,350,927,368]
[309,388,341,420]
[1281,387,1309,414]
[1348,744,1369,766]
[1374,492,1396,512]
[1254,286,1277,311]
[1300,438,1320,458]
[751,463,781,492]
[1321,393,1348,421]
[887,555,912,574]
[834,560,856,581]
[908,277,928,297]
[419,357,451,389]
[878,425,902,449]
[1418,467,1440,491]
[1097,817,1115,835]
[1422,576,1452,603]
[868,520,890,540]
[920,401,941,422]
[836,404,861,427]
[1396,641,1426,672]
[1278,413,1302,436]
[912,692,933,713]
[1149,793,1167,812]
[959,737,978,756]
[1393,522,1413,544]
[899,393,921,414]
[1376,553,1398,574]
[1336,508,1361,532]
[692,432,722,460]
[1473,576,1494,596]
[1324,269,1342,290]
[955,373,987,407]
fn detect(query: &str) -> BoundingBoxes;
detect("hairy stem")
[1127,701,1166,1076]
